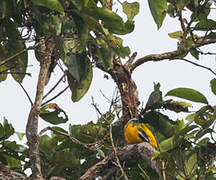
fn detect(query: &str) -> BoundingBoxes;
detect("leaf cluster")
[138,80,216,179]
[0,118,28,173]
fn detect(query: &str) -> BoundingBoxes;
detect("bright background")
[1,1,216,141]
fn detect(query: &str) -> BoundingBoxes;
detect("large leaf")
[165,88,208,104]
[86,7,134,34]
[159,136,175,152]
[64,53,91,82]
[40,103,68,125]
[210,78,216,96]
[66,53,93,102]
[31,0,65,15]
[0,19,28,83]
[148,0,167,29]
[96,38,113,70]
[108,35,131,58]
[122,2,140,21]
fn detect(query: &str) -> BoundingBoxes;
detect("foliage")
[0,0,216,179]
[0,118,28,173]
[140,80,216,179]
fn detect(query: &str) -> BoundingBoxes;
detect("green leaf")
[163,100,192,113]
[86,7,134,34]
[108,35,131,58]
[165,88,208,104]
[66,53,93,102]
[159,136,175,152]
[0,65,8,82]
[71,0,83,10]
[148,0,168,29]
[0,123,4,138]
[39,135,58,154]
[2,118,14,140]
[96,149,105,159]
[195,128,213,141]
[176,0,190,11]
[122,2,140,21]
[0,19,28,83]
[210,78,216,96]
[194,19,216,31]
[97,38,113,70]
[168,31,183,40]
[15,132,25,141]
[31,0,65,15]
[167,4,175,17]
[206,32,216,39]
[3,154,21,169]
[190,48,199,60]
[185,152,197,175]
[40,104,68,125]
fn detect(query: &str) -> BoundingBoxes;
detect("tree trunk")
[108,59,139,125]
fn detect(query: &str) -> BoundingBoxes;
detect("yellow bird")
[124,118,158,149]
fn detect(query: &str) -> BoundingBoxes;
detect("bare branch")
[19,83,33,106]
[43,72,67,100]
[131,38,216,71]
[41,85,69,106]
[39,126,100,151]
[180,58,216,76]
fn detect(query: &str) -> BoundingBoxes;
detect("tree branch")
[41,85,69,106]
[19,83,33,106]
[26,38,55,180]
[0,44,38,67]
[43,72,66,100]
[78,142,158,180]
[131,38,216,71]
[180,58,216,76]
[39,126,102,151]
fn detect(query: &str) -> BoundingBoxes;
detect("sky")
[0,0,216,139]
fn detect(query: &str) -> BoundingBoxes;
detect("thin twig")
[0,44,38,67]
[43,72,67,100]
[39,126,96,150]
[41,85,69,106]
[0,71,31,76]
[180,58,216,76]
[109,120,129,180]
[19,83,33,106]
[91,96,103,118]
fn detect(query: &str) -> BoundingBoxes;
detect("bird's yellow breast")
[124,122,158,149]
[124,123,143,143]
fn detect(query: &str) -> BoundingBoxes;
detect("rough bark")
[26,38,55,180]
[78,142,158,180]
[108,59,139,125]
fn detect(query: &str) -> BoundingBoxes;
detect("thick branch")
[26,38,55,180]
[78,142,158,180]
[131,38,216,71]
[108,60,139,125]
